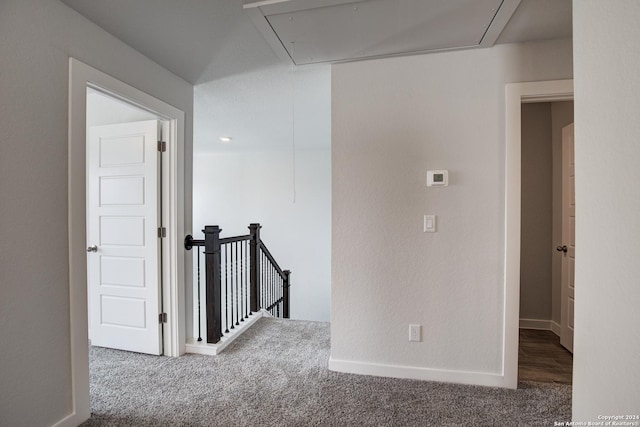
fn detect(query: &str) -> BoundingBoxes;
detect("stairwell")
[184,223,290,355]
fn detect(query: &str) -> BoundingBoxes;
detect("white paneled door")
[88,120,163,355]
[559,123,575,353]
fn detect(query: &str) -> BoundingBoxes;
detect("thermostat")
[427,170,448,187]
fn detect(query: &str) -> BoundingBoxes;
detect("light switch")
[409,324,422,342]
[424,215,436,232]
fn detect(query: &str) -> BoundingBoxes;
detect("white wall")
[0,1,192,425]
[194,65,330,153]
[193,149,331,322]
[86,88,158,127]
[573,1,640,420]
[330,39,572,384]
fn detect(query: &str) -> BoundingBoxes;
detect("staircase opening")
[185,223,290,354]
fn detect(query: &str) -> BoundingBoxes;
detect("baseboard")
[328,357,509,388]
[550,321,561,336]
[185,311,264,356]
[519,318,561,337]
[51,410,87,427]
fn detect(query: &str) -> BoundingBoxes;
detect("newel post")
[203,226,222,344]
[249,223,262,313]
[283,270,291,319]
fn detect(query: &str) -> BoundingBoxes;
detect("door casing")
[503,79,574,389]
[67,58,186,425]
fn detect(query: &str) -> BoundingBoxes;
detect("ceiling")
[59,0,572,85]
[244,0,518,65]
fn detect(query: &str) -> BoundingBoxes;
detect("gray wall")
[573,0,640,420]
[0,0,192,425]
[520,103,553,321]
[520,101,573,325]
[331,39,573,380]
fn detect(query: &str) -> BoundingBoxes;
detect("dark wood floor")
[519,329,573,384]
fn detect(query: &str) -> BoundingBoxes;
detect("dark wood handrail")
[264,297,284,312]
[260,242,285,279]
[185,234,251,248]
[220,234,250,244]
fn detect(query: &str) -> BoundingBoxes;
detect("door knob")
[556,245,568,253]
[87,245,98,253]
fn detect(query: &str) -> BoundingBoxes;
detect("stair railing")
[185,223,290,344]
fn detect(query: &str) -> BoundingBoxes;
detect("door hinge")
[158,227,167,238]
[159,313,167,323]
[158,140,166,152]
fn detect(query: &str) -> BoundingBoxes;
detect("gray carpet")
[82,318,571,426]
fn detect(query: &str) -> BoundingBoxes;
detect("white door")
[87,120,163,355]
[559,123,575,353]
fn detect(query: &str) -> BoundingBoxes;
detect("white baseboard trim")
[550,321,561,336]
[519,318,551,330]
[51,411,86,427]
[519,318,561,337]
[328,357,509,388]
[185,311,265,356]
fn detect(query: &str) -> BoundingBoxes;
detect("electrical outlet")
[409,324,422,342]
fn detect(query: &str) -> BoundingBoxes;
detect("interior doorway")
[518,101,574,384]
[503,79,573,389]
[68,58,186,423]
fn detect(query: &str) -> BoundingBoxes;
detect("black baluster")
[235,241,239,326]
[239,240,243,322]
[245,240,249,318]
[197,246,202,341]
[268,255,271,310]
[230,242,235,329]
[269,259,271,310]
[278,276,282,318]
[240,240,247,322]
[224,244,229,334]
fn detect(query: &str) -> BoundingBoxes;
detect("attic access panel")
[244,0,521,65]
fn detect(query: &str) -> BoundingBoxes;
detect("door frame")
[67,58,186,423]
[503,79,573,388]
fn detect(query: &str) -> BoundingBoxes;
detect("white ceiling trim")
[478,0,522,47]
